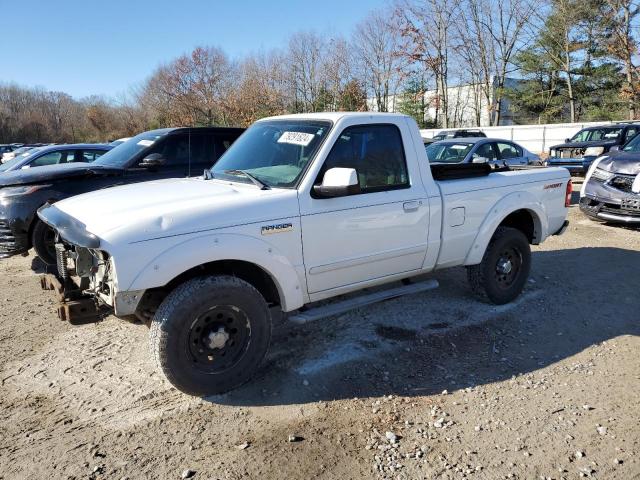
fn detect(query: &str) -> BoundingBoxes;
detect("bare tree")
[141,46,236,126]
[604,0,640,119]
[457,0,537,125]
[396,0,460,127]
[353,10,406,112]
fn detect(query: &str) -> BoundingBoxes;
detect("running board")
[288,279,439,324]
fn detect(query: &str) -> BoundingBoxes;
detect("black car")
[0,127,244,265]
[579,133,640,225]
[431,129,486,142]
[547,123,640,173]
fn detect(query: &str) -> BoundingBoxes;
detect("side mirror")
[140,153,166,169]
[609,145,620,152]
[472,156,489,164]
[565,138,571,143]
[313,167,361,198]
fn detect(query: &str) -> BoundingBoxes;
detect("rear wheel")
[149,275,272,396]
[466,226,531,305]
[31,219,57,267]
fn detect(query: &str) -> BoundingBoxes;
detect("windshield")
[426,142,473,163]
[211,120,331,188]
[0,147,44,172]
[571,128,623,142]
[94,131,169,167]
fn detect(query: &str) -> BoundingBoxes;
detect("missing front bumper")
[40,273,107,325]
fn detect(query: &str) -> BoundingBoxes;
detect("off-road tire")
[31,219,57,267]
[466,226,531,305]
[149,275,272,396]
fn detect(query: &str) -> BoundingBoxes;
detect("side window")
[213,135,237,160]
[496,142,520,159]
[472,143,498,161]
[82,150,107,162]
[184,134,213,166]
[625,127,638,142]
[321,124,409,193]
[144,134,190,166]
[30,150,76,167]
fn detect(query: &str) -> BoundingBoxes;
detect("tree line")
[1,0,639,143]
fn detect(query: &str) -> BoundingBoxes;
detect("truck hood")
[51,177,299,245]
[0,162,122,188]
[597,151,640,175]
[550,140,617,150]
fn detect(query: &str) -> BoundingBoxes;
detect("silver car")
[426,138,541,167]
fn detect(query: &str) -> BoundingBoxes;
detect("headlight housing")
[0,184,51,198]
[590,167,614,182]
[584,146,605,157]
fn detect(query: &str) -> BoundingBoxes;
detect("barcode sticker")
[277,131,314,147]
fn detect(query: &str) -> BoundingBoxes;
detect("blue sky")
[1,0,388,99]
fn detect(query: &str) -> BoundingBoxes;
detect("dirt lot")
[1,184,639,480]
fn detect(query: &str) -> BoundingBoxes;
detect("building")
[367,77,522,127]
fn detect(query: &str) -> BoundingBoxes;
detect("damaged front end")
[40,244,111,324]
[37,203,145,324]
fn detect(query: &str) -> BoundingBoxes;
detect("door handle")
[403,200,421,212]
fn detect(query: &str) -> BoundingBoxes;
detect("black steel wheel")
[149,275,272,396]
[466,226,531,304]
[188,305,251,374]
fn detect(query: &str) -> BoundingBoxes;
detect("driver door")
[299,123,430,297]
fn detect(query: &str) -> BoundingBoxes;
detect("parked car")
[0,144,113,173]
[0,127,243,265]
[547,123,640,174]
[0,144,16,158]
[1,145,33,163]
[431,129,486,141]
[579,132,640,224]
[39,112,570,396]
[426,138,541,166]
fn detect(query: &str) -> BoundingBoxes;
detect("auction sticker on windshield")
[278,131,315,147]
[137,139,155,147]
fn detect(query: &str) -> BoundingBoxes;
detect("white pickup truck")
[38,113,571,396]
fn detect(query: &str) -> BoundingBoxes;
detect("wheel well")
[498,209,537,243]
[136,260,282,322]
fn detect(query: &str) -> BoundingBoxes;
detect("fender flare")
[125,233,305,311]
[463,191,547,266]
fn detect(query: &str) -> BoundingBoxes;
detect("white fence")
[420,121,628,154]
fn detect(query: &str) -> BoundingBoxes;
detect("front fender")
[125,233,305,311]
[463,191,547,266]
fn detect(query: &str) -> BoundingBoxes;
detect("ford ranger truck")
[38,113,571,396]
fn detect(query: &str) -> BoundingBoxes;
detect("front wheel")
[31,219,57,267]
[149,275,272,396]
[466,227,531,305]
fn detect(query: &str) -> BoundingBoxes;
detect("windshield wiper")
[223,169,271,190]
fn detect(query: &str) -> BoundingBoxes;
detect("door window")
[30,150,76,167]
[142,134,190,166]
[187,134,215,166]
[82,149,107,162]
[321,124,409,193]
[496,142,521,160]
[472,143,498,162]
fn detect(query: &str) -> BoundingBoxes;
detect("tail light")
[565,179,573,207]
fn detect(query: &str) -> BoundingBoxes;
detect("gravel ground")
[0,184,639,480]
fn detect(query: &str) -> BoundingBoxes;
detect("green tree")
[396,76,428,127]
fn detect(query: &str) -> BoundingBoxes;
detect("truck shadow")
[209,246,640,406]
